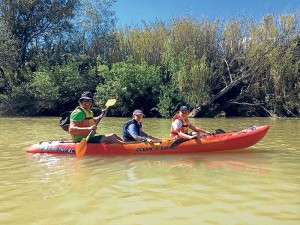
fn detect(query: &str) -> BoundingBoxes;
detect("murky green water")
[0,117,299,225]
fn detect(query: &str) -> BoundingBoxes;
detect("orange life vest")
[170,114,189,138]
[69,107,95,137]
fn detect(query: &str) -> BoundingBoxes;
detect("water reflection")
[24,148,269,193]
[69,150,268,183]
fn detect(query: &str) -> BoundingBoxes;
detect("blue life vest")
[122,119,142,141]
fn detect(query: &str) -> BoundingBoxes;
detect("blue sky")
[113,0,300,27]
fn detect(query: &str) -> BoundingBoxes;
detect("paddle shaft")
[75,99,116,159]
[85,107,109,142]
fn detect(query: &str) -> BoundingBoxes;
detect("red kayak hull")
[26,125,269,155]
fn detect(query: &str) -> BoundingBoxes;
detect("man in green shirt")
[69,91,122,143]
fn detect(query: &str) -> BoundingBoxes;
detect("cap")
[133,109,145,115]
[79,91,93,100]
[179,106,189,111]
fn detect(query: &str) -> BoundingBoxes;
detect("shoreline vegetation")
[0,1,299,118]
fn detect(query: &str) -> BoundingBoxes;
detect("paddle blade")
[170,136,197,149]
[75,138,87,159]
[105,99,116,107]
[170,138,189,149]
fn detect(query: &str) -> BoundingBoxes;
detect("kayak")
[26,125,269,155]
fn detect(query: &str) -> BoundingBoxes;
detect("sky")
[112,0,300,27]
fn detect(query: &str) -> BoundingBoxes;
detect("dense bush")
[94,60,162,117]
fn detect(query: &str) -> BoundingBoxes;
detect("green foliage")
[48,56,101,111]
[0,0,80,66]
[94,60,162,116]
[0,19,19,94]
[1,71,59,116]
[0,19,19,72]
[242,15,300,116]
[27,72,59,100]
[75,0,117,60]
[162,44,212,109]
[157,84,181,118]
[0,2,299,117]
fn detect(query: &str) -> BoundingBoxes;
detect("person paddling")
[122,109,159,142]
[170,106,211,140]
[69,91,122,143]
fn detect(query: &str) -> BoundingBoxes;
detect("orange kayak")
[26,125,269,155]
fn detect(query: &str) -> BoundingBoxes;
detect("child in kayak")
[170,106,211,140]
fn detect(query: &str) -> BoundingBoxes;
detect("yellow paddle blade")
[105,99,116,107]
[75,138,87,159]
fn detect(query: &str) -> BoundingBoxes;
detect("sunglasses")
[82,100,93,103]
[135,114,144,118]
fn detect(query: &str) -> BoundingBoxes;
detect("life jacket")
[122,119,142,142]
[170,114,189,138]
[69,107,95,137]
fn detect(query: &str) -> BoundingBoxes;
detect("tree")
[190,15,300,117]
[0,0,79,68]
[0,19,19,93]
[74,0,117,62]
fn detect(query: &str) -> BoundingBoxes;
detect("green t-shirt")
[70,108,94,142]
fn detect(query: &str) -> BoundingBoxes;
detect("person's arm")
[140,131,160,141]
[69,110,96,134]
[177,131,194,139]
[188,123,211,135]
[127,124,149,142]
[69,121,96,134]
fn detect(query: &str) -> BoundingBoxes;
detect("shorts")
[88,135,103,143]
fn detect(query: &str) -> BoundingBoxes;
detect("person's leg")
[88,135,102,143]
[100,133,122,143]
[111,133,123,141]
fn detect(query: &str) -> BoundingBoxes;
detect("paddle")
[169,129,227,149]
[170,136,196,149]
[122,139,162,145]
[75,99,117,159]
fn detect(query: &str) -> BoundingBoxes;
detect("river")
[0,117,299,225]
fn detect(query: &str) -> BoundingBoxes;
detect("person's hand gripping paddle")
[75,99,116,159]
